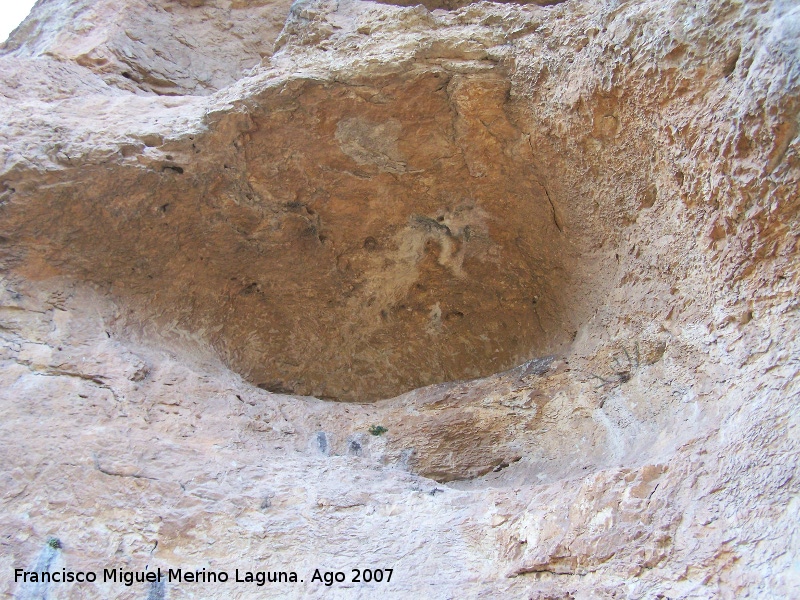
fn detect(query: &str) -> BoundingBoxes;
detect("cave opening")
[12,67,582,403]
[204,68,579,401]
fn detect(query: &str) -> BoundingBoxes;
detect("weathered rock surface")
[0,0,798,598]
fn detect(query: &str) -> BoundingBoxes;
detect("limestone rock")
[0,0,798,598]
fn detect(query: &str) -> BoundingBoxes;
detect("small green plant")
[47,537,62,550]
[369,425,388,436]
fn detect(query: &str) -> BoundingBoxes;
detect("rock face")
[0,0,798,598]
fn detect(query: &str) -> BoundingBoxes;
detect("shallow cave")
[9,67,585,402]
[206,70,580,401]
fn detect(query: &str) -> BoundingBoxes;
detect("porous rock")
[0,0,798,598]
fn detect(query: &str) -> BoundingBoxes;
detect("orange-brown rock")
[1,0,798,598]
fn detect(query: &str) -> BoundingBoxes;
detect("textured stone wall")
[0,0,798,598]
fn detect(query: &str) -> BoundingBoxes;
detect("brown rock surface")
[1,0,798,598]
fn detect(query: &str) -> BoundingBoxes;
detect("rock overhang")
[2,62,587,402]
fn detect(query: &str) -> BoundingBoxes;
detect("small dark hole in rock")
[722,46,740,77]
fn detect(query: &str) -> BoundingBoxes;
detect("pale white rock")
[0,0,798,598]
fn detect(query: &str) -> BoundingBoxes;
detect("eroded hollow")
[215,70,578,400]
[5,67,581,401]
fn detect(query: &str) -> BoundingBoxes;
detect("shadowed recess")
[4,68,581,401]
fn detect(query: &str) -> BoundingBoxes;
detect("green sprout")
[369,425,388,436]
[47,537,62,550]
